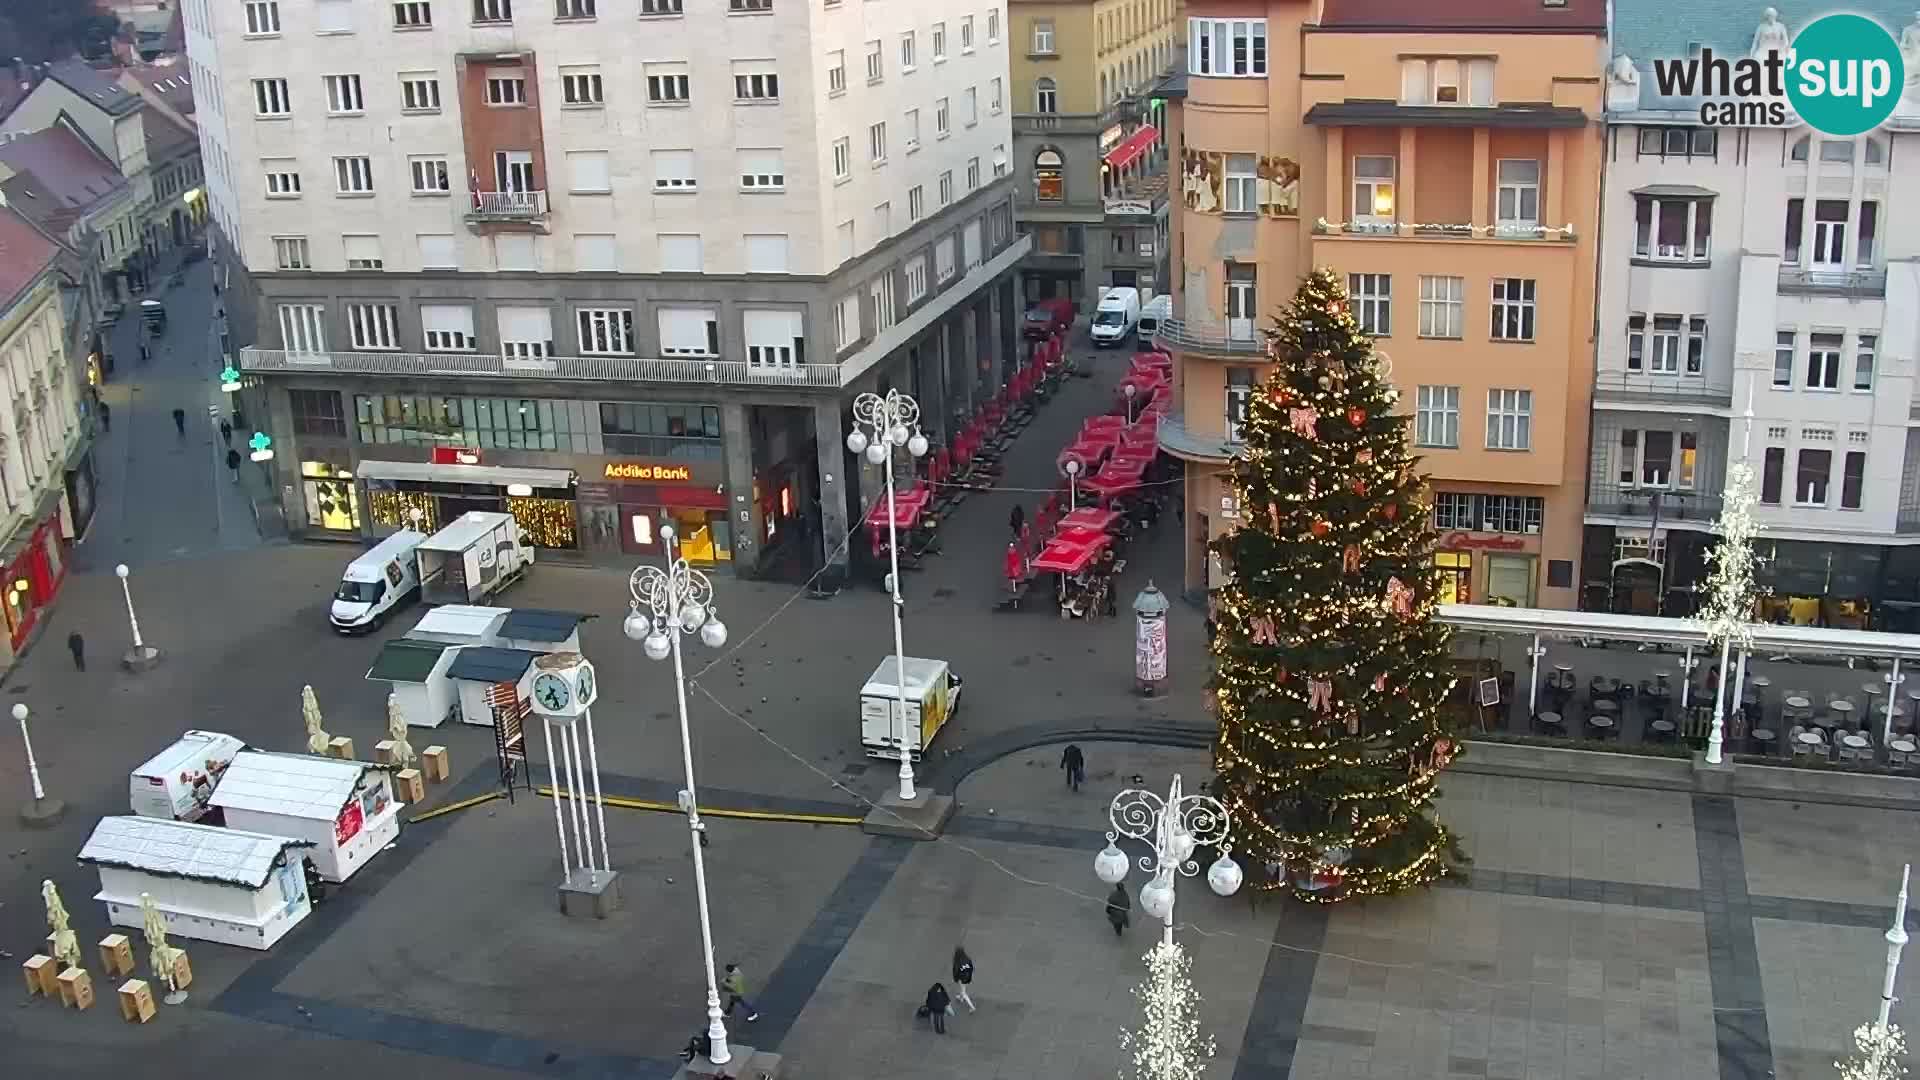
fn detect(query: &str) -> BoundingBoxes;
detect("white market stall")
[405,604,510,647]
[210,752,403,883]
[495,608,591,654]
[445,646,545,728]
[366,638,460,729]
[78,816,315,950]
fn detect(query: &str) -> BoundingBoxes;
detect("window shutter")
[657,307,717,354]
[421,304,475,337]
[574,233,617,271]
[1400,60,1426,104]
[744,234,789,274]
[497,306,553,344]
[568,151,610,192]
[343,234,381,265]
[1468,60,1495,106]
[963,221,982,269]
[417,233,456,268]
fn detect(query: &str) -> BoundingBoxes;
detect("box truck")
[130,730,246,823]
[416,512,534,605]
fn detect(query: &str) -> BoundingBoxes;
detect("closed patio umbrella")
[42,879,79,970]
[386,692,416,768]
[141,892,188,1003]
[302,684,330,755]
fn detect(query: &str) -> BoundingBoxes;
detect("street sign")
[220,365,241,392]
[248,431,274,462]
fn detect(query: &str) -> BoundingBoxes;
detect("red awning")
[1032,537,1106,575]
[1105,125,1160,172]
[1053,525,1107,546]
[1059,507,1119,533]
[1083,414,1127,432]
[865,484,931,529]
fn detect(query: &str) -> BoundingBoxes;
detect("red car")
[1022,298,1074,340]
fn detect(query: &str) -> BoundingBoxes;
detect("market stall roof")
[1059,507,1120,532]
[1031,538,1105,574]
[446,646,546,683]
[1053,525,1107,545]
[408,604,510,642]
[1084,466,1146,497]
[497,608,593,644]
[1082,414,1127,432]
[1110,450,1158,472]
[79,816,314,890]
[365,638,453,684]
[210,752,372,822]
[865,484,931,529]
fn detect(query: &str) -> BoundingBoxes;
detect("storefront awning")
[1104,125,1159,171]
[353,460,576,490]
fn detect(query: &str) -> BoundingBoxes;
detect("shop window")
[354,394,586,451]
[623,507,730,563]
[1485,555,1534,606]
[289,388,346,436]
[508,495,578,549]
[368,488,439,531]
[598,402,723,459]
[1433,551,1470,604]
[302,462,360,532]
[1034,149,1064,202]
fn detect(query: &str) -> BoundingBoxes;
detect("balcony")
[1777,266,1888,299]
[1012,102,1136,137]
[1313,219,1577,243]
[1899,508,1920,536]
[1592,370,1734,409]
[1155,409,1240,464]
[1154,318,1265,358]
[238,347,845,389]
[465,190,550,226]
[1587,483,1725,522]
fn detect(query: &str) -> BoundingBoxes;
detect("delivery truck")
[415,511,534,606]
[130,730,246,823]
[329,528,428,633]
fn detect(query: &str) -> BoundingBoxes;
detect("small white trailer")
[416,512,533,606]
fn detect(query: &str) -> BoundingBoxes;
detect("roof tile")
[1320,0,1606,32]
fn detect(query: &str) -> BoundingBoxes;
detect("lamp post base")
[121,645,162,672]
[674,1045,782,1080]
[558,868,622,918]
[860,789,955,841]
[18,796,65,828]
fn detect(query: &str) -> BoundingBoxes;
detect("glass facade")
[354,394,594,450]
[599,402,724,460]
[302,460,361,532]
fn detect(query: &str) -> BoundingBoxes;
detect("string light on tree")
[1118,941,1215,1080]
[1208,267,1468,903]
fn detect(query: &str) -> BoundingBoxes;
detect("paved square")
[1736,797,1920,907]
[1439,771,1700,890]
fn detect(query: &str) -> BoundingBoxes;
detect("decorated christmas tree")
[1208,268,1467,902]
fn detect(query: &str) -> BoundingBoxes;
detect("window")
[866,40,884,82]
[647,65,690,103]
[908,184,925,221]
[486,72,527,105]
[992,144,1008,178]
[577,308,634,354]
[641,0,681,13]
[1031,19,1053,54]
[1807,332,1842,389]
[904,109,921,151]
[556,0,594,15]
[264,162,301,197]
[738,149,784,191]
[253,78,291,116]
[938,170,954,205]
[743,309,804,369]
[343,234,383,269]
[1225,368,1256,443]
[933,22,947,60]
[1761,447,1786,504]
[562,67,604,105]
[833,294,859,349]
[836,220,854,263]
[279,304,326,352]
[1647,315,1682,374]
[990,78,1003,114]
[497,306,553,360]
[1495,159,1539,227]
[245,0,281,34]
[1415,386,1460,448]
[323,74,364,113]
[493,234,537,271]
[988,8,999,43]
[1855,334,1877,391]
[871,201,891,239]
[832,137,851,180]
[421,305,475,351]
[1222,154,1257,213]
[743,234,789,273]
[964,87,977,127]
[333,156,374,193]
[936,97,950,137]
[1348,273,1389,336]
[1225,263,1256,340]
[393,0,431,27]
[1637,126,1716,159]
[289,390,346,437]
[1486,388,1532,450]
[658,307,719,357]
[409,156,450,194]
[901,32,916,71]
[1633,196,1711,260]
[400,74,440,111]
[1857,201,1880,266]
[346,303,400,350]
[966,157,980,190]
[574,233,617,271]
[316,0,354,32]
[1842,450,1866,509]
[417,233,457,268]
[869,122,887,165]
[871,274,896,332]
[567,150,611,193]
[652,149,696,191]
[1353,156,1394,222]
[963,220,982,268]
[936,235,956,280]
[1399,58,1494,106]
[472,0,510,21]
[734,69,778,102]
[1035,77,1058,113]
[1684,317,1707,374]
[960,15,973,50]
[1811,199,1848,267]
[273,236,310,270]
[1188,18,1267,77]
[1795,448,1832,506]
[1490,278,1535,341]
[1433,494,1544,534]
[1418,276,1463,338]
[828,50,846,95]
[905,256,928,301]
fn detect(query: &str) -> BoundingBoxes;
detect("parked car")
[1023,298,1074,340]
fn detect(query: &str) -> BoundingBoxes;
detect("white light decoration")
[1698,458,1762,764]
[1117,940,1217,1080]
[1837,1022,1909,1080]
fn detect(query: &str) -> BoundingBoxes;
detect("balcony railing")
[1154,318,1266,356]
[1587,483,1725,521]
[467,190,550,221]
[1011,102,1134,136]
[1313,218,1577,242]
[1591,370,1734,407]
[239,347,844,388]
[1777,265,1888,298]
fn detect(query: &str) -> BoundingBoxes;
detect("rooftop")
[1612,1,1916,112]
[498,608,592,644]
[210,751,374,821]
[79,815,313,890]
[139,107,197,162]
[446,646,546,684]
[366,638,454,684]
[1318,0,1606,32]
[0,124,130,237]
[42,59,142,117]
[0,205,62,314]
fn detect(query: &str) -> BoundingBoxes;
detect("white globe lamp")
[1207,855,1244,897]
[1139,876,1175,922]
[622,610,652,642]
[1094,841,1129,885]
[907,432,929,458]
[846,429,869,455]
[699,619,728,649]
[865,442,887,465]
[643,632,672,661]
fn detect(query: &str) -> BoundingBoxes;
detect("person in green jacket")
[722,963,760,1022]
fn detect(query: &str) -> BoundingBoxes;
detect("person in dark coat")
[921,982,952,1034]
[226,447,243,483]
[1008,503,1026,540]
[97,402,111,432]
[951,946,975,1012]
[1060,743,1085,792]
[66,631,85,672]
[1106,882,1130,936]
[219,419,233,446]
[171,408,186,436]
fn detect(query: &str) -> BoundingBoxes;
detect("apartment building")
[187,0,1026,577]
[1592,1,1920,630]
[1010,0,1179,305]
[1158,0,1604,607]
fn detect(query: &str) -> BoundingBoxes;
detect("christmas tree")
[1209,267,1467,903]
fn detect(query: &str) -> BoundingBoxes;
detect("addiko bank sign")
[603,462,694,482]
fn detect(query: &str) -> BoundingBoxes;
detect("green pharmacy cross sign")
[220,366,242,392]
[248,431,274,462]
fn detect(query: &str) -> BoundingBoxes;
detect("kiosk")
[210,752,403,883]
[78,816,314,950]
[366,638,461,729]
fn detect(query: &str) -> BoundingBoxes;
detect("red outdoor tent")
[1058,507,1120,533]
[865,484,931,529]
[1031,536,1106,574]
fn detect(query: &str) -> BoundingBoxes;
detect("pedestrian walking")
[226,448,242,483]
[171,408,186,436]
[1009,503,1026,540]
[138,343,151,365]
[919,982,952,1034]
[1060,743,1085,792]
[98,402,111,433]
[951,946,975,1012]
[720,962,760,1022]
[66,631,85,672]
[1106,882,1131,937]
[219,419,232,446]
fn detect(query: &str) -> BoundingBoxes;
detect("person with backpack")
[951,946,976,1012]
[720,962,759,1022]
[918,982,952,1034]
[226,447,243,484]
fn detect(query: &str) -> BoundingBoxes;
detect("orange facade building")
[1158,0,1604,609]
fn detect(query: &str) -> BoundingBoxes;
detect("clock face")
[576,663,596,706]
[533,672,571,712]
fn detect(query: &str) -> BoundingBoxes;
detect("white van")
[1137,294,1172,338]
[130,730,246,822]
[1090,287,1142,348]
[329,529,428,633]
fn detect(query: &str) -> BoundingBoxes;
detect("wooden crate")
[168,951,193,991]
[98,934,134,977]
[57,967,94,1010]
[118,979,155,1023]
[21,954,57,996]
[422,745,450,782]
[395,768,425,803]
[373,740,398,765]
[327,736,355,760]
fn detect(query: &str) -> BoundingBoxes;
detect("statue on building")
[1900,13,1920,102]
[1607,54,1642,111]
[1750,8,1791,60]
